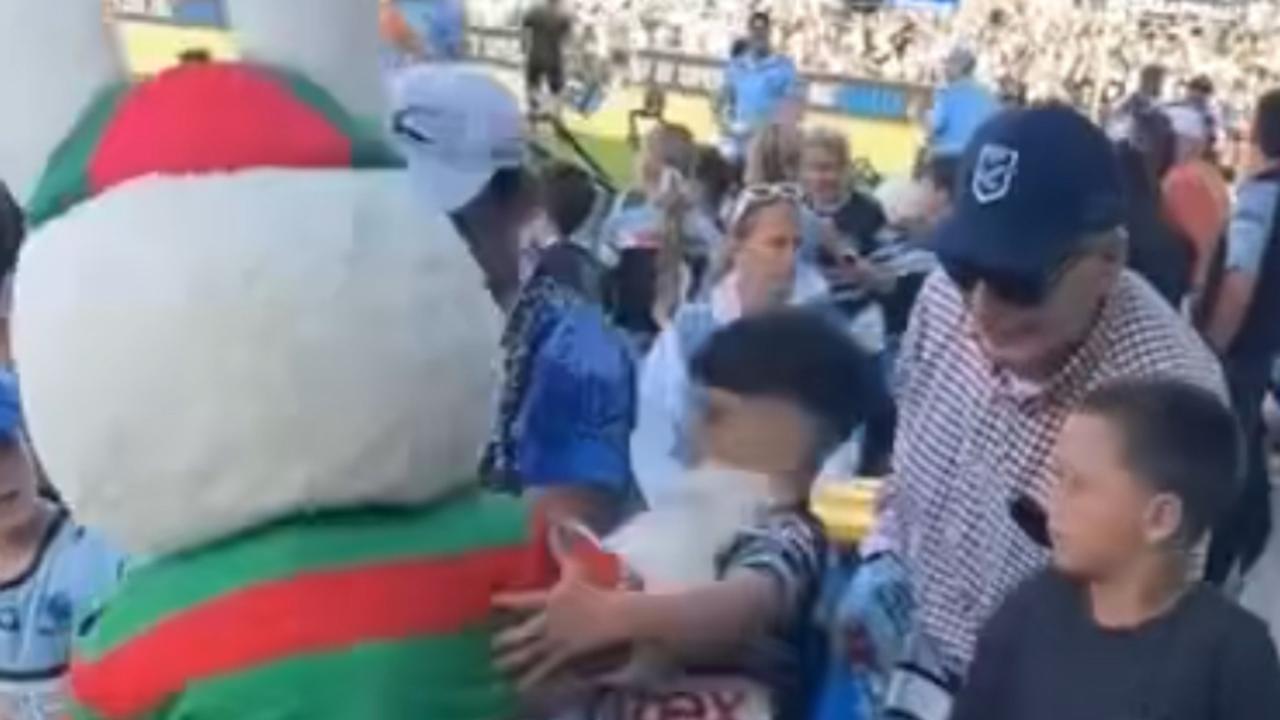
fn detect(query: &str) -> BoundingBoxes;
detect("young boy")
[953,378,1280,720]
[0,370,124,719]
[495,309,885,718]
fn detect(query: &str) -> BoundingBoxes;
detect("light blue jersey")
[929,78,1000,156]
[724,53,799,132]
[0,508,124,719]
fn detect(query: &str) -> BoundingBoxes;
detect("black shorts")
[526,61,566,95]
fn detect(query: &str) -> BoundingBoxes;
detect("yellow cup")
[810,477,881,546]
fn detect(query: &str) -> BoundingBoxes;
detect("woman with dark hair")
[1115,110,1193,307]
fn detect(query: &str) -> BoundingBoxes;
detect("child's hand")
[493,556,632,691]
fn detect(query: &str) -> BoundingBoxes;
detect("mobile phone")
[1009,494,1051,548]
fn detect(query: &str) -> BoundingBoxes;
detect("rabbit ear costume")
[3,2,578,717]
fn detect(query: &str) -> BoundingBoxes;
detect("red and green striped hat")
[27,61,402,226]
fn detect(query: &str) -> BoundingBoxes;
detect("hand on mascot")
[493,553,634,691]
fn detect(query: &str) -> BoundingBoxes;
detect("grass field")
[541,130,636,185]
[115,19,923,185]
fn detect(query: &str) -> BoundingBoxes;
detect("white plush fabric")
[0,0,123,201]
[606,466,774,590]
[226,0,387,122]
[13,169,502,556]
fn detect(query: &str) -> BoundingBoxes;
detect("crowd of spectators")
[472,0,1280,132]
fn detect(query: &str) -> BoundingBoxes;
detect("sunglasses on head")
[943,252,1085,307]
[729,183,804,229]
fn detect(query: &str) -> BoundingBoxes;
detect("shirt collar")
[987,282,1122,403]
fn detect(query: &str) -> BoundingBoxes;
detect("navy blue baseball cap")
[932,105,1124,284]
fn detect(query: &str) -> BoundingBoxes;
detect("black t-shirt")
[522,6,571,67]
[814,191,887,316]
[1125,200,1193,309]
[953,569,1280,720]
[815,191,887,257]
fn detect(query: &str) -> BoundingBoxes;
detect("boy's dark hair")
[0,182,24,277]
[541,162,597,238]
[689,309,886,457]
[1253,89,1280,160]
[923,155,960,199]
[749,11,771,29]
[694,145,738,216]
[1079,379,1240,545]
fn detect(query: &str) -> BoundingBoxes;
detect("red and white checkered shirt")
[878,271,1225,671]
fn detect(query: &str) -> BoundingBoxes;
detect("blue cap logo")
[972,144,1019,205]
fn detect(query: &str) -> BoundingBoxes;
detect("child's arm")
[496,512,821,689]
[616,570,783,662]
[494,566,782,690]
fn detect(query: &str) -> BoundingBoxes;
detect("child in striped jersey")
[497,310,887,719]
[0,371,124,720]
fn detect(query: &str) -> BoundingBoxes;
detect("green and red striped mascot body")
[4,2,572,718]
[71,493,566,720]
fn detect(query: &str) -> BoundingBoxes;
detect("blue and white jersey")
[0,509,125,719]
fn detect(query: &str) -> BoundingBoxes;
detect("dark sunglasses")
[943,252,1085,307]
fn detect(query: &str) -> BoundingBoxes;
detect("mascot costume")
[2,1,608,717]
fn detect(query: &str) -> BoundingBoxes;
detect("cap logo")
[972,144,1019,205]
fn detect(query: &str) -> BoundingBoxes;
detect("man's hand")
[828,253,895,295]
[493,557,632,690]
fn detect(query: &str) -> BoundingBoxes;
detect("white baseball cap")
[390,65,526,213]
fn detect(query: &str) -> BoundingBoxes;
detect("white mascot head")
[2,0,502,556]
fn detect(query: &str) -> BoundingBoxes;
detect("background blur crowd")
[468,0,1280,133]
[32,2,1280,718]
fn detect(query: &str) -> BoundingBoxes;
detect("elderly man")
[927,47,999,158]
[871,106,1225,677]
